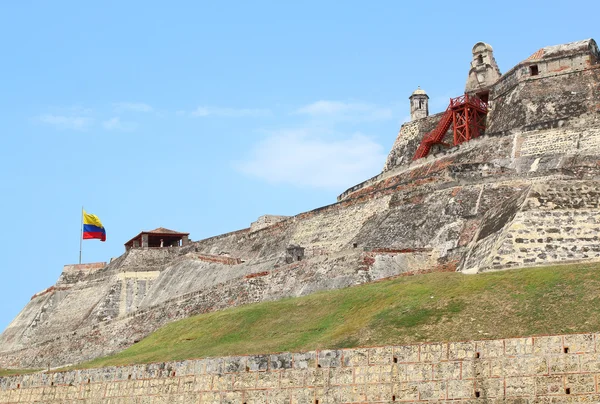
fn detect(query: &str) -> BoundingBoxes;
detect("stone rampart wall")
[461,180,600,273]
[2,333,600,403]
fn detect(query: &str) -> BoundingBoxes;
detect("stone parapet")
[1,333,600,402]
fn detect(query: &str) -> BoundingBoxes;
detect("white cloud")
[296,101,393,121]
[235,130,386,190]
[103,117,137,132]
[114,102,154,113]
[37,114,93,130]
[191,106,271,118]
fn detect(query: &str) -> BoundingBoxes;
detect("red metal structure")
[412,94,488,160]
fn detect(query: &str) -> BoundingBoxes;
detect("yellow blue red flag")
[83,210,106,242]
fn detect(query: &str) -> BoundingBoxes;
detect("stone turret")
[465,42,501,96]
[409,87,429,121]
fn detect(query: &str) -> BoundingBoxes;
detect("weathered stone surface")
[2,333,600,403]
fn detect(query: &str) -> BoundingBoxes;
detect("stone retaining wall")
[2,333,600,403]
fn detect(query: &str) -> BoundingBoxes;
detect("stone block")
[211,374,232,391]
[368,346,393,365]
[474,377,504,399]
[338,385,363,403]
[505,337,534,356]
[305,368,329,387]
[534,336,564,355]
[505,377,535,397]
[290,387,314,404]
[245,389,269,404]
[342,348,369,367]
[247,355,269,372]
[549,355,580,374]
[331,368,353,385]
[317,350,342,368]
[293,352,316,369]
[449,341,477,360]
[467,359,493,379]
[354,365,381,384]
[256,371,279,389]
[433,361,461,381]
[420,343,447,362]
[200,391,221,404]
[269,353,293,370]
[279,370,305,388]
[406,363,433,382]
[392,382,419,402]
[564,334,595,354]
[232,372,256,390]
[502,357,548,377]
[447,379,474,399]
[393,344,420,363]
[314,386,339,404]
[565,374,596,395]
[418,380,448,400]
[476,339,505,358]
[579,353,600,372]
[195,374,212,391]
[535,375,564,395]
[268,389,291,404]
[222,390,244,404]
[223,356,246,373]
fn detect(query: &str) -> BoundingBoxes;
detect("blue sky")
[0,1,597,332]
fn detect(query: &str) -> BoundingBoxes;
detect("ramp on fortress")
[1,38,600,369]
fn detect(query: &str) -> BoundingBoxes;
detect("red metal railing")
[412,94,488,160]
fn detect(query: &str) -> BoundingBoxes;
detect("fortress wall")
[56,263,106,286]
[484,182,600,271]
[517,125,600,157]
[383,113,444,172]
[462,181,600,273]
[2,333,600,403]
[491,50,595,100]
[488,68,600,134]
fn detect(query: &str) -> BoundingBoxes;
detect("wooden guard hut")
[124,227,190,251]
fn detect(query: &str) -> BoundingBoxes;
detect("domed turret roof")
[411,86,427,96]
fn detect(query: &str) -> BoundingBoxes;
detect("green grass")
[69,261,600,369]
[0,369,41,377]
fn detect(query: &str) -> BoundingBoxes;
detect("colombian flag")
[83,210,106,242]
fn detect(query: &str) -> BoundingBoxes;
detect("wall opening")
[392,395,396,401]
[353,243,358,249]
[530,65,539,76]
[475,391,481,398]
[393,356,398,363]
[476,91,489,104]
[566,388,571,395]
[475,352,481,359]
[564,347,569,353]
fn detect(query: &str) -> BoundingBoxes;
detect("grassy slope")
[0,369,40,377]
[77,261,600,369]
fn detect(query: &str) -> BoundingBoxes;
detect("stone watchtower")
[409,87,429,121]
[465,42,501,98]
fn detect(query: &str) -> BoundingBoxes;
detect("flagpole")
[79,206,84,264]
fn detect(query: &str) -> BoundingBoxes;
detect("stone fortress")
[1,38,600,402]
